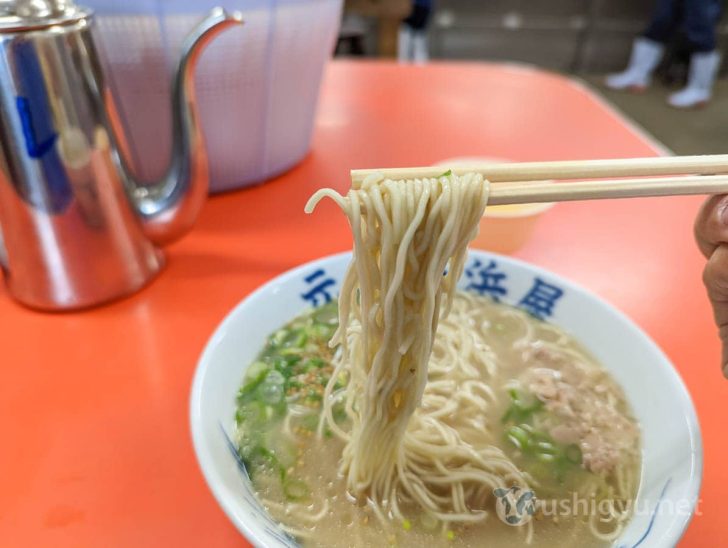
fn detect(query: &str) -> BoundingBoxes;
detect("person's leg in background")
[606,0,681,91]
[668,0,723,107]
[398,0,432,63]
[398,14,413,62]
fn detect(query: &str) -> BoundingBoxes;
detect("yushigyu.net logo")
[493,486,537,526]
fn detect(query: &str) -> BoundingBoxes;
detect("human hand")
[695,195,728,377]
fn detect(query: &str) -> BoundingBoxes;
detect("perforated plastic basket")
[87,0,342,192]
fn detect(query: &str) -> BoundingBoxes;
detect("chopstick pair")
[350,154,728,205]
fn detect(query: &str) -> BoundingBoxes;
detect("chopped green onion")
[236,400,267,425]
[313,302,338,324]
[501,389,544,424]
[283,478,310,501]
[311,323,335,339]
[287,378,303,390]
[519,423,535,434]
[506,425,530,450]
[258,370,285,404]
[535,441,558,454]
[503,412,585,484]
[271,329,287,346]
[402,519,412,531]
[565,444,582,464]
[238,362,270,399]
[241,445,285,480]
[305,392,323,403]
[279,347,303,356]
[244,361,268,383]
[304,357,326,371]
[536,452,557,463]
[279,328,308,349]
[270,354,301,375]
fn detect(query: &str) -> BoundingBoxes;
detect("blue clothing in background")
[643,0,723,52]
[405,0,432,30]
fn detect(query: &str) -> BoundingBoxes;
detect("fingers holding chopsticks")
[695,195,728,258]
[695,194,728,378]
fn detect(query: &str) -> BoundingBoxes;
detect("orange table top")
[0,60,723,547]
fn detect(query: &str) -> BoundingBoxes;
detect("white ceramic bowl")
[190,250,702,548]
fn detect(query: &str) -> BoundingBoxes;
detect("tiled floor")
[580,75,728,155]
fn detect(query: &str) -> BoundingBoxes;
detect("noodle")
[306,173,530,523]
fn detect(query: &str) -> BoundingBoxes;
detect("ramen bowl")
[190,250,701,548]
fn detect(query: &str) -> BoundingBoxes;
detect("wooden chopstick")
[350,154,728,186]
[487,175,728,205]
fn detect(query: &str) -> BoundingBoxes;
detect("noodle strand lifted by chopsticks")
[305,172,530,525]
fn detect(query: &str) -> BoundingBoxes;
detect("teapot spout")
[128,8,242,245]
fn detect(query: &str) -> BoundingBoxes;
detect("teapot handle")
[0,224,7,274]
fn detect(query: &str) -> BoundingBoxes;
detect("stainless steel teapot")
[0,0,242,310]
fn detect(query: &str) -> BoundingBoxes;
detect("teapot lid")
[0,0,91,32]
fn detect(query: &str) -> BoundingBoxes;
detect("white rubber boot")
[398,26,413,62]
[668,51,722,108]
[412,32,429,64]
[606,38,665,91]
